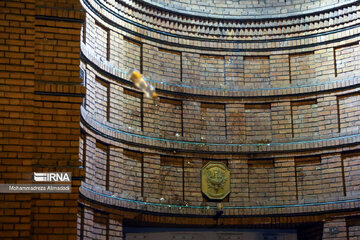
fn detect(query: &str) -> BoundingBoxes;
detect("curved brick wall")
[141,0,356,18]
[78,0,360,239]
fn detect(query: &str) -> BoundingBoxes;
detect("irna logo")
[34,172,71,182]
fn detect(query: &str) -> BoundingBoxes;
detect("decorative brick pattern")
[142,0,343,17]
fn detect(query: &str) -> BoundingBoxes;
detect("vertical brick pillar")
[143,153,161,202]
[271,102,292,141]
[270,54,290,87]
[274,157,297,202]
[108,214,123,240]
[143,97,159,135]
[226,103,245,142]
[321,153,344,199]
[182,52,200,84]
[317,96,338,136]
[228,156,249,202]
[184,157,203,205]
[35,0,84,239]
[183,101,202,140]
[323,218,348,239]
[225,56,244,87]
[315,48,336,83]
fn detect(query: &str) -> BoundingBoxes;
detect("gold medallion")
[201,162,230,200]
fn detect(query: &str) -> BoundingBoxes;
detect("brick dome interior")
[0,0,360,239]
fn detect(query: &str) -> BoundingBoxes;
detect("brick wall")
[158,97,182,137]
[244,56,270,88]
[338,93,360,133]
[225,56,244,86]
[342,152,360,196]
[95,141,108,190]
[122,88,143,131]
[290,52,316,85]
[2,0,359,238]
[248,159,276,205]
[145,0,341,17]
[80,206,123,240]
[94,22,109,61]
[94,77,109,120]
[245,103,272,143]
[143,45,181,83]
[77,0,360,238]
[291,99,319,138]
[81,140,360,207]
[295,156,323,200]
[159,156,184,204]
[200,55,225,86]
[200,103,226,141]
[81,13,360,90]
[335,43,360,77]
[226,104,245,142]
[122,149,143,199]
[122,37,142,71]
[83,63,359,143]
[0,0,85,239]
[182,52,200,85]
[347,217,360,239]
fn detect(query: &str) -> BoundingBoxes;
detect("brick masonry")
[1,0,360,239]
[77,0,360,238]
[0,0,85,239]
